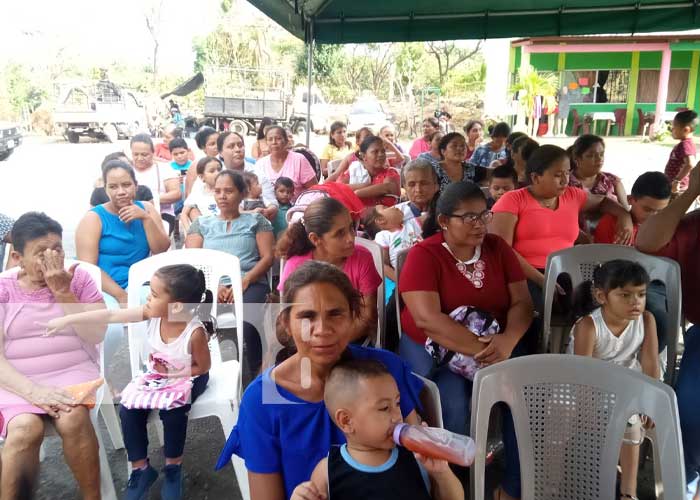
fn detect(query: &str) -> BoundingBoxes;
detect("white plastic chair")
[126,248,249,499]
[355,237,386,348]
[414,373,443,428]
[542,244,682,385]
[394,248,410,341]
[470,354,686,500]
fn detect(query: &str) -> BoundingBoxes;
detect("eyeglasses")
[446,210,493,225]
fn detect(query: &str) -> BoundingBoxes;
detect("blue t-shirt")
[215,345,424,499]
[187,213,272,283]
[92,202,150,289]
[170,159,191,173]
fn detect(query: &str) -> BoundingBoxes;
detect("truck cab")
[0,122,22,161]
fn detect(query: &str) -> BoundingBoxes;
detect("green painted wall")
[511,45,700,135]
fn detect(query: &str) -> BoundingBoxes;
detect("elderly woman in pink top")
[0,212,106,499]
[255,125,317,201]
[490,145,633,315]
[276,197,382,343]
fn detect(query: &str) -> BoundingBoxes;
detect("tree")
[425,40,482,86]
[144,0,165,86]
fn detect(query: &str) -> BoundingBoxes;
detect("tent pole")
[306,20,314,147]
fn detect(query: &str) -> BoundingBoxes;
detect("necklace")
[441,242,486,288]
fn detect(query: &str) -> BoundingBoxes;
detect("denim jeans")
[399,334,523,498]
[677,324,700,496]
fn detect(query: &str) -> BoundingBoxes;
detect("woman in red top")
[341,136,401,207]
[399,181,533,500]
[491,144,633,313]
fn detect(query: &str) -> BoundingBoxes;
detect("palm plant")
[510,65,558,134]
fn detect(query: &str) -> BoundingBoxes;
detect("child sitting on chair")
[568,260,659,500]
[291,358,463,500]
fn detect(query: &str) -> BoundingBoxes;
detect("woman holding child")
[216,261,425,500]
[340,135,402,207]
[256,126,318,202]
[399,181,533,500]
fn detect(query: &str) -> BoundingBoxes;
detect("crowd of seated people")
[2,109,700,500]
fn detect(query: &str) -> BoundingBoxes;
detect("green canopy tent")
[247,0,700,142]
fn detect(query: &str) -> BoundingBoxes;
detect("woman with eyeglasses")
[490,145,633,317]
[398,181,533,499]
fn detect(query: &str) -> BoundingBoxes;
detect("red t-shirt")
[342,167,401,207]
[399,233,525,344]
[593,213,639,246]
[492,186,588,269]
[653,210,700,324]
[664,138,696,190]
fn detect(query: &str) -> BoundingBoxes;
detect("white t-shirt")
[374,202,424,268]
[135,162,179,215]
[183,188,218,217]
[191,161,278,207]
[347,160,371,184]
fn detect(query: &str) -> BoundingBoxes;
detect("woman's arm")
[325,152,354,182]
[489,212,545,285]
[402,291,486,355]
[639,311,660,380]
[354,177,400,198]
[473,280,533,366]
[637,164,700,252]
[0,326,75,417]
[302,177,318,190]
[189,328,211,377]
[142,202,172,254]
[613,179,629,209]
[248,472,286,500]
[583,194,633,245]
[75,212,128,304]
[320,158,329,174]
[251,141,261,160]
[185,231,204,249]
[185,163,198,197]
[572,316,596,356]
[159,177,182,205]
[180,205,200,233]
[242,231,275,290]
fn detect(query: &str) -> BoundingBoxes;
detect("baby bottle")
[392,423,476,466]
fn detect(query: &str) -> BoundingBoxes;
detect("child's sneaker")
[126,464,158,500]
[161,464,183,500]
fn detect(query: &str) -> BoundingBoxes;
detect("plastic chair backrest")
[0,242,8,271]
[355,237,385,348]
[126,249,244,390]
[470,354,685,500]
[394,248,410,340]
[413,373,443,428]
[542,244,682,384]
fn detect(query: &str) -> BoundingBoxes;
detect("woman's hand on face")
[218,285,234,304]
[614,211,634,245]
[290,481,326,500]
[28,384,75,418]
[473,334,517,366]
[40,252,76,296]
[118,203,148,224]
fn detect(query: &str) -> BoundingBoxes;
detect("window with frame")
[636,69,689,103]
[559,70,629,104]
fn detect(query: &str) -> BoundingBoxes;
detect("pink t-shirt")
[256,151,317,201]
[409,138,431,159]
[278,244,382,296]
[492,186,588,269]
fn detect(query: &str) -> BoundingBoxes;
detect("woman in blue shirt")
[75,160,171,304]
[185,169,275,383]
[216,260,424,500]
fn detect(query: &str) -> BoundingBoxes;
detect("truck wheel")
[67,131,80,144]
[230,120,249,136]
[0,150,12,161]
[104,124,119,143]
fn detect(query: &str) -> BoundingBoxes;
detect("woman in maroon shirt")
[399,181,533,500]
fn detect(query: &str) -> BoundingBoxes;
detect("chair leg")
[91,410,119,500]
[100,395,125,450]
[217,410,250,500]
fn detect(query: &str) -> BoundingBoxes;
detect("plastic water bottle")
[392,423,476,466]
